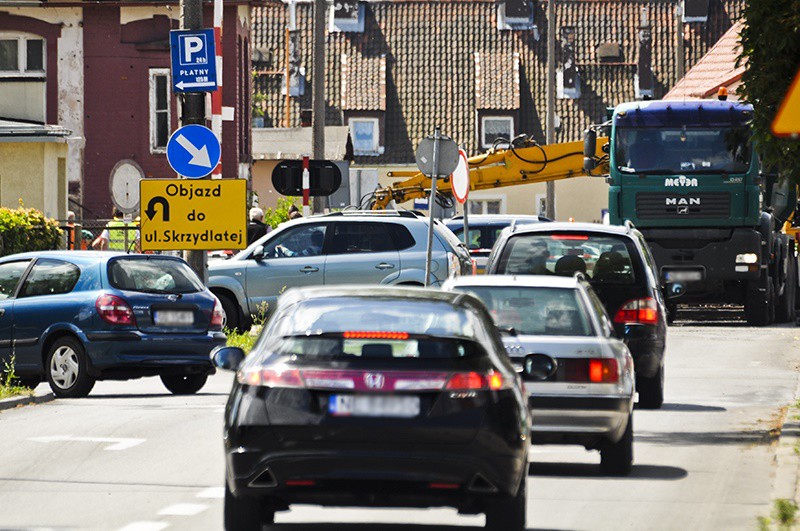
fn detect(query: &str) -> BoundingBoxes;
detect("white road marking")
[118,522,168,531]
[158,503,208,516]
[196,486,225,499]
[28,435,145,451]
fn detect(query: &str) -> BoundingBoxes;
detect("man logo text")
[665,197,700,206]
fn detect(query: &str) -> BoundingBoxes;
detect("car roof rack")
[623,219,636,232]
[323,210,422,219]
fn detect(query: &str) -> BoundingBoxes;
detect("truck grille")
[636,192,730,219]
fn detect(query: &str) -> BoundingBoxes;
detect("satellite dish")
[109,159,143,214]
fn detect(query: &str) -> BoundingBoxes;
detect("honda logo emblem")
[364,373,385,389]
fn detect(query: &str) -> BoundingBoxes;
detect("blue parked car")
[0,251,226,398]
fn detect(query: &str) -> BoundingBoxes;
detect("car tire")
[484,475,526,531]
[636,366,664,409]
[224,483,273,531]
[217,292,243,333]
[745,279,773,327]
[45,337,95,398]
[160,374,208,395]
[666,303,677,325]
[600,413,633,476]
[777,257,796,323]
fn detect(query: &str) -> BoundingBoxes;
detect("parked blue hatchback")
[0,251,227,398]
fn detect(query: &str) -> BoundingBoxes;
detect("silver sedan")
[442,274,636,475]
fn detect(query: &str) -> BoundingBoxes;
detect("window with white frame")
[349,117,381,155]
[149,69,170,153]
[0,33,45,77]
[481,116,514,149]
[469,196,506,215]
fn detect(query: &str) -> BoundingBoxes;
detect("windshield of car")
[452,286,593,337]
[496,233,637,284]
[615,126,751,175]
[278,296,481,339]
[108,258,204,294]
[271,336,485,361]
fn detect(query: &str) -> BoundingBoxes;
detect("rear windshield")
[279,296,482,339]
[497,233,637,284]
[453,286,593,337]
[450,226,505,251]
[273,336,484,360]
[108,257,204,294]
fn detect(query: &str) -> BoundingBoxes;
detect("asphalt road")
[1,323,799,531]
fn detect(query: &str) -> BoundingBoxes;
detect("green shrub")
[0,204,62,257]
[264,197,299,229]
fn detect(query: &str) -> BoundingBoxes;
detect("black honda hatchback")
[213,286,530,531]
[486,221,677,409]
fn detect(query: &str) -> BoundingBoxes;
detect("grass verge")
[0,356,33,400]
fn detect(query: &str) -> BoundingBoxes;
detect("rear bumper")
[226,446,526,510]
[83,330,225,378]
[529,395,632,445]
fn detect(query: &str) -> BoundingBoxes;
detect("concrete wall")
[0,141,68,219]
[252,160,282,211]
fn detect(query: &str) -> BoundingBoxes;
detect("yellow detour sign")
[139,179,246,251]
[772,68,800,138]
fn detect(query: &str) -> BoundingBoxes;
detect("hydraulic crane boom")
[369,136,609,210]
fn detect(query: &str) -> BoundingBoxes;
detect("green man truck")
[585,99,798,325]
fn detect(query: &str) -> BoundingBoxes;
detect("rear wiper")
[138,288,183,298]
[498,325,517,336]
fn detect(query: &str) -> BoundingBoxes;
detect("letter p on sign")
[181,35,206,65]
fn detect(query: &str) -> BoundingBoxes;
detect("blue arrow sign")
[170,29,218,93]
[166,125,221,179]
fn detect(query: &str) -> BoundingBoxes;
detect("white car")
[442,274,636,475]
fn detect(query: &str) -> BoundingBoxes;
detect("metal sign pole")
[424,128,441,287]
[463,200,469,250]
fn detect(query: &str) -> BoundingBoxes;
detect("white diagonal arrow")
[29,435,145,451]
[176,80,217,90]
[176,134,212,168]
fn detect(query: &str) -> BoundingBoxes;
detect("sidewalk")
[772,373,800,504]
[0,386,54,412]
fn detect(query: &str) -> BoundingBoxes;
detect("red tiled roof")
[252,0,745,164]
[475,52,520,109]
[665,20,744,100]
[342,53,386,110]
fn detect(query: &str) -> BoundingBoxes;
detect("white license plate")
[328,395,420,418]
[665,270,702,282]
[153,310,194,326]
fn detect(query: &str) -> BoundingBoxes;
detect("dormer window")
[682,0,709,23]
[330,0,364,33]
[497,0,537,32]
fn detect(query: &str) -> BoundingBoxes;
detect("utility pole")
[311,0,326,213]
[180,0,208,283]
[545,0,556,220]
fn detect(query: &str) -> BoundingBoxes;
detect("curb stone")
[772,370,800,504]
[0,388,54,412]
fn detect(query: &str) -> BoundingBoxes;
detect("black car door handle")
[300,266,319,273]
[375,263,396,270]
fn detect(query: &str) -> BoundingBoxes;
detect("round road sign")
[166,124,221,179]
[451,149,469,204]
[415,134,460,178]
[108,159,143,214]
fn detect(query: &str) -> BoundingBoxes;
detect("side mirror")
[623,323,648,341]
[664,282,685,300]
[583,129,597,173]
[523,353,558,381]
[211,346,245,371]
[252,245,265,261]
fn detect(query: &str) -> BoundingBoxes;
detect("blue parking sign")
[170,29,218,93]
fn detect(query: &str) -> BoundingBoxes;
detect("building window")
[469,197,506,215]
[497,0,536,32]
[349,117,381,156]
[330,0,365,33]
[149,69,170,153]
[0,34,45,77]
[481,116,514,149]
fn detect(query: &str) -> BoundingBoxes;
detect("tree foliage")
[0,205,62,257]
[739,0,800,178]
[263,196,299,229]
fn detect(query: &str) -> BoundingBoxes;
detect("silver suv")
[208,210,472,330]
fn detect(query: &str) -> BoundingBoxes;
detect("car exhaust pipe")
[249,468,277,488]
[467,473,498,493]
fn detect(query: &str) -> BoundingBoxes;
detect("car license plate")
[153,310,194,326]
[328,394,420,418]
[665,270,702,282]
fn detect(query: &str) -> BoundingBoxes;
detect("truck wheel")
[777,257,797,323]
[161,374,207,395]
[636,366,664,409]
[600,413,633,476]
[745,280,773,327]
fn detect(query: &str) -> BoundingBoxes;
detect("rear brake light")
[588,359,619,383]
[429,482,459,489]
[613,297,658,325]
[210,297,225,329]
[237,367,305,388]
[550,234,589,240]
[95,294,135,326]
[343,331,409,340]
[445,371,508,391]
[285,480,315,487]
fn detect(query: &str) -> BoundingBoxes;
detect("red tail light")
[550,234,589,240]
[613,297,658,325]
[210,297,225,329]
[429,482,459,489]
[588,359,619,383]
[238,367,305,388]
[343,331,410,340]
[285,480,315,487]
[95,294,135,326]
[445,371,508,391]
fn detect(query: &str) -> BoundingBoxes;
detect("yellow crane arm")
[371,137,609,210]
